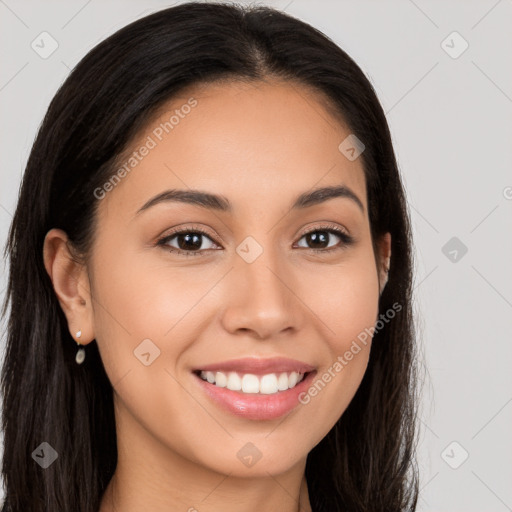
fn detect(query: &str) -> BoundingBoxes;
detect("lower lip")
[193,371,317,420]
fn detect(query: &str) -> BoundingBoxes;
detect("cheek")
[293,252,379,435]
[304,252,380,352]
[88,247,209,454]
[89,242,221,375]
[88,241,168,374]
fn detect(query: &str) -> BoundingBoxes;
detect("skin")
[43,78,391,512]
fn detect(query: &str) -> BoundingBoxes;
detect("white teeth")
[277,372,289,391]
[226,371,241,391]
[215,371,227,387]
[241,374,260,393]
[260,373,278,394]
[199,370,306,393]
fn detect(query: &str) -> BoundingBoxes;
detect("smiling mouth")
[193,369,310,394]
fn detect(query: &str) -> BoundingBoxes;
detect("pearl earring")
[75,329,85,365]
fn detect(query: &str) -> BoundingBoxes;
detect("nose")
[220,246,304,340]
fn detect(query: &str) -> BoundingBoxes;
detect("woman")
[1,2,419,511]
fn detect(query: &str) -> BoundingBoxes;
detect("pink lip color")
[193,370,317,421]
[194,356,316,376]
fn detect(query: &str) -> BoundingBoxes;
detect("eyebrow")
[134,184,365,217]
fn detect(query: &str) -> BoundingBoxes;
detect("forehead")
[98,79,367,219]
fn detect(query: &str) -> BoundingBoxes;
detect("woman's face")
[83,79,390,477]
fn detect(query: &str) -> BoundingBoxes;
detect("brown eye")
[157,227,219,257]
[295,225,354,253]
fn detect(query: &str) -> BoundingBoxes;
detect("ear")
[42,228,95,345]
[377,232,391,296]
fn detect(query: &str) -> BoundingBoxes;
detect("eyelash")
[156,223,355,257]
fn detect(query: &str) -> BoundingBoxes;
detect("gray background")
[1,0,511,510]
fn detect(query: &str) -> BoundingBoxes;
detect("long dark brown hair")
[1,2,419,510]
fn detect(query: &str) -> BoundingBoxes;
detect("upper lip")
[194,357,316,375]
